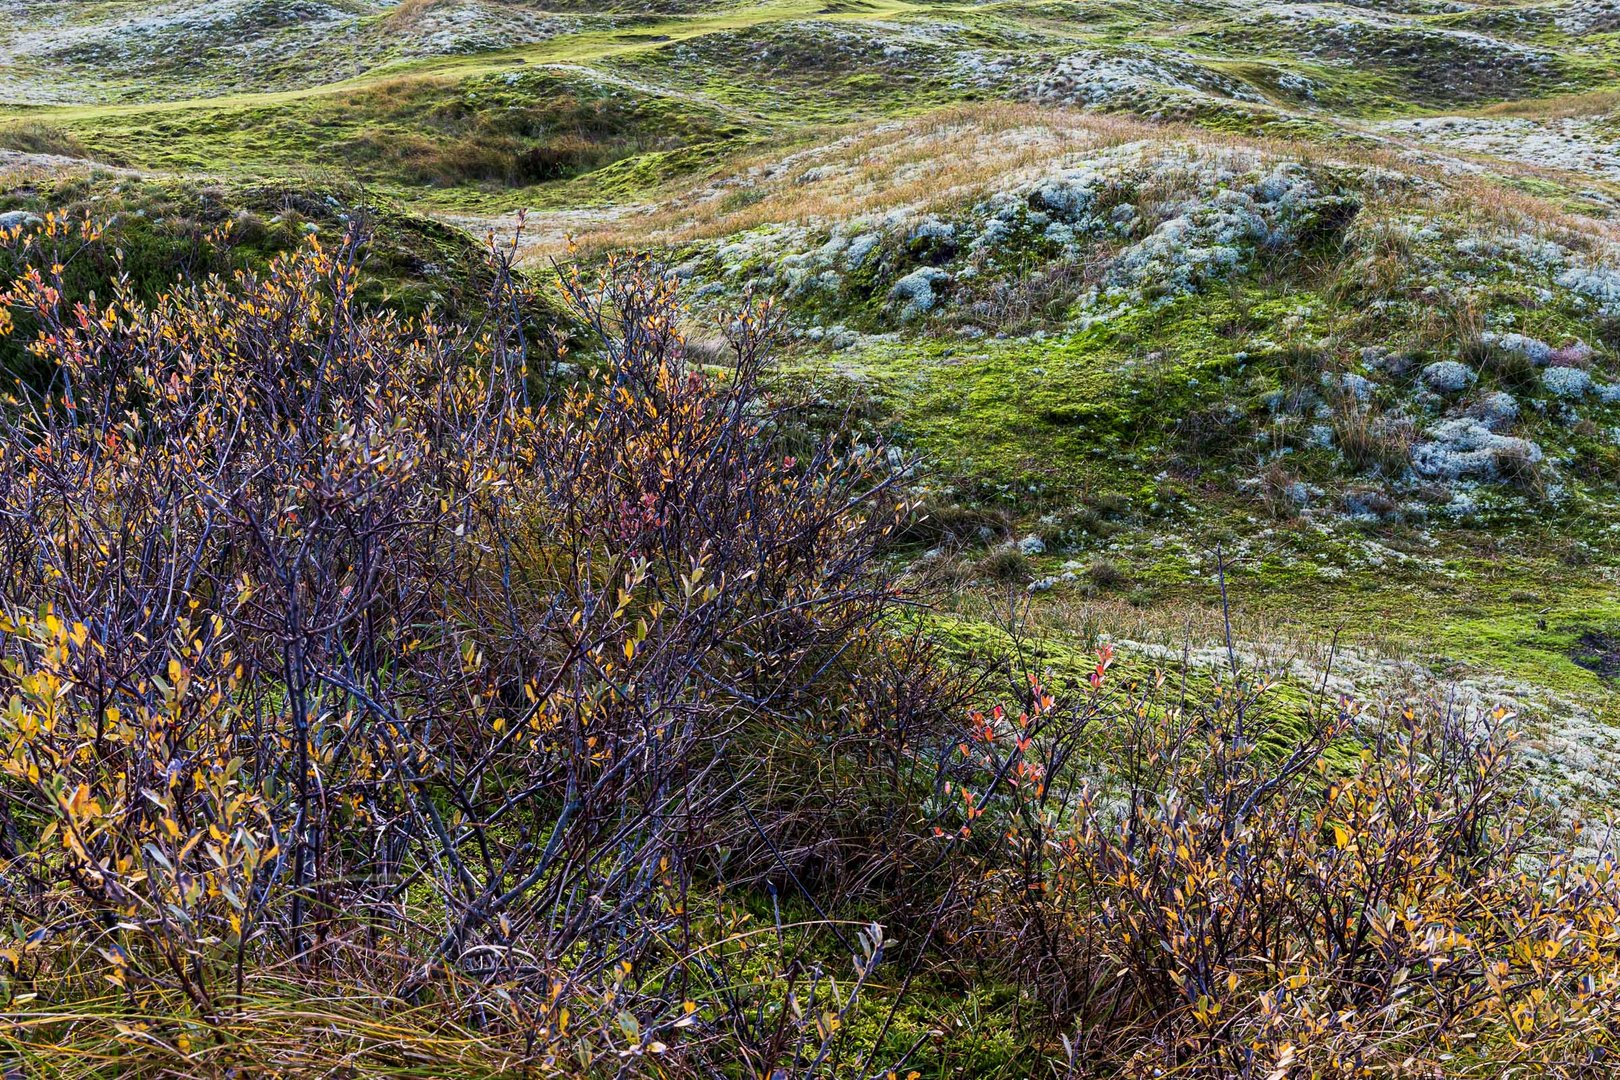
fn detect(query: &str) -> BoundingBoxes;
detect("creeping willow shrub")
[0,213,921,1073]
[945,662,1620,1078]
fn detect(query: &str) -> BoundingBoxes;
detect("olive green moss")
[0,173,568,379]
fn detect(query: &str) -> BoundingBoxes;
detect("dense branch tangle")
[3,213,1613,1080]
[0,214,912,1069]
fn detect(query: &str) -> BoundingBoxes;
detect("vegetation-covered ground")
[1,1,1619,1076]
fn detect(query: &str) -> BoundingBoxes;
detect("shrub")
[1464,335,1541,394]
[0,213,1612,1080]
[1251,457,1305,519]
[946,666,1620,1078]
[1084,558,1128,591]
[980,546,1032,583]
[0,220,926,1073]
[1330,397,1414,477]
[892,495,1012,549]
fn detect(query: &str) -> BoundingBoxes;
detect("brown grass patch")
[537,100,1620,264]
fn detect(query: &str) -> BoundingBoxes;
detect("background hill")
[3,0,1616,825]
[1,3,1618,1076]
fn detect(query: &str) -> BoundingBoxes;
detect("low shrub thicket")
[0,216,1613,1078]
[947,668,1620,1077]
[0,216,927,1074]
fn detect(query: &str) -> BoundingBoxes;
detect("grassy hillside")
[1,1,1619,1077]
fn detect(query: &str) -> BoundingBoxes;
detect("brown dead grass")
[566,104,1153,253]
[385,0,447,26]
[1481,89,1620,120]
[515,101,1620,262]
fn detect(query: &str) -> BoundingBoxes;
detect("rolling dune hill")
[1,3,1619,1076]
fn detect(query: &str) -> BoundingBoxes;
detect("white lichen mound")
[1479,331,1552,365]
[1420,360,1475,393]
[684,145,1358,325]
[1376,116,1620,185]
[1024,47,1267,115]
[1542,366,1594,399]
[1557,265,1620,316]
[889,266,950,320]
[1410,418,1542,481]
[1100,162,1339,302]
[1464,390,1519,430]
